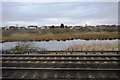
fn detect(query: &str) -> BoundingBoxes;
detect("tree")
[50,25,55,28]
[51,25,55,28]
[60,23,64,28]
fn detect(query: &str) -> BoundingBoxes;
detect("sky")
[1,2,118,27]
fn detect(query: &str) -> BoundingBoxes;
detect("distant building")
[68,26,74,29]
[41,26,50,29]
[1,27,8,30]
[28,25,38,29]
[18,27,27,30]
[9,26,17,30]
[73,26,83,29]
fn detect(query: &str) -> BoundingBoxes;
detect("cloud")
[1,2,118,27]
[2,0,119,2]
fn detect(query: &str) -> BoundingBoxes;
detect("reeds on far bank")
[65,44,119,51]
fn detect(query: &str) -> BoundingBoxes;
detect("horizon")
[1,23,118,28]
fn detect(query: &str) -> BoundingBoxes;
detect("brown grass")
[65,44,119,51]
[2,32,118,42]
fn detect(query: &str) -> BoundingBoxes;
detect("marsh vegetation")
[66,44,119,51]
[6,42,46,53]
[2,28,119,42]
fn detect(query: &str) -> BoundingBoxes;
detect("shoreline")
[1,38,119,43]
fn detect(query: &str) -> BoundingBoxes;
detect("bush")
[10,42,46,54]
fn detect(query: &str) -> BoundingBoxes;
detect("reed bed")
[2,32,118,42]
[65,44,119,51]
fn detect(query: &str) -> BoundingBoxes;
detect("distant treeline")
[1,24,119,31]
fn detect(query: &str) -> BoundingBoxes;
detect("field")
[1,28,119,42]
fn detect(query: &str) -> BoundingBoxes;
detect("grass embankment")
[65,44,119,51]
[2,29,119,42]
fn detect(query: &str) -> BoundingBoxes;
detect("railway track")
[1,51,120,80]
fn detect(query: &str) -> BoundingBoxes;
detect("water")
[1,39,119,51]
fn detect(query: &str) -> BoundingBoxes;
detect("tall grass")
[65,44,119,51]
[2,29,118,42]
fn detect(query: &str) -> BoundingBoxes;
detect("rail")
[2,54,120,57]
[2,58,120,61]
[2,50,120,54]
[2,67,120,71]
[2,51,120,80]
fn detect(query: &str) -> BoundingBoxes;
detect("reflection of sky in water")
[1,39,119,51]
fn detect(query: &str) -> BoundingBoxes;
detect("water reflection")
[1,39,119,51]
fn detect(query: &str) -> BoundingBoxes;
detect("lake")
[1,39,119,51]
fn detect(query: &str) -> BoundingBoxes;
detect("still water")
[1,39,119,51]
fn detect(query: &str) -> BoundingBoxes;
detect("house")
[1,27,8,30]
[9,26,17,30]
[68,26,74,29]
[41,26,50,29]
[28,25,38,29]
[18,27,27,30]
[73,26,83,29]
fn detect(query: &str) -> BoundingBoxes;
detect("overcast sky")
[1,2,118,27]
